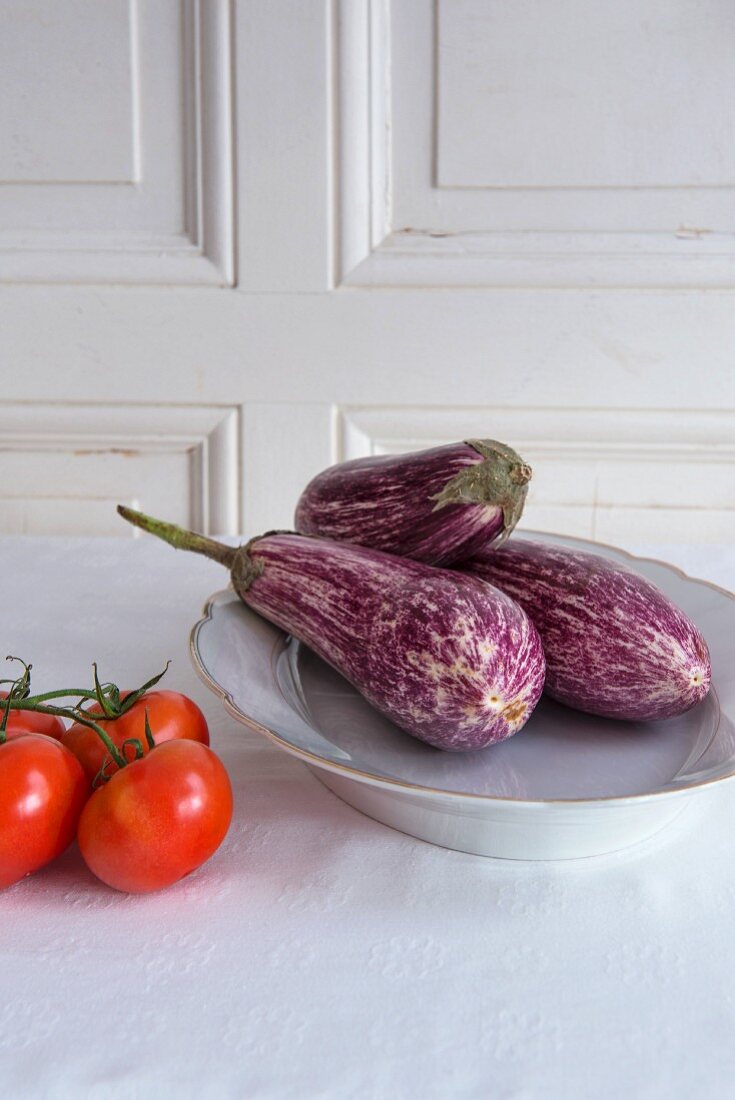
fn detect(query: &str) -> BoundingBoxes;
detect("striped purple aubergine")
[118,507,546,752]
[457,539,711,722]
[295,439,532,567]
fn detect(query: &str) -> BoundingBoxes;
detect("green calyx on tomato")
[62,689,210,787]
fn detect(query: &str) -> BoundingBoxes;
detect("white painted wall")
[1,0,733,541]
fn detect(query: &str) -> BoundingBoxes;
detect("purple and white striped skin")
[116,507,544,751]
[295,440,532,567]
[233,534,545,751]
[457,539,711,722]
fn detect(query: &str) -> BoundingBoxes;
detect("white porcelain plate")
[190,533,735,860]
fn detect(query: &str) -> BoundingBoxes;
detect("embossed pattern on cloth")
[0,538,734,1099]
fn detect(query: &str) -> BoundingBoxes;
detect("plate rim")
[189,530,735,809]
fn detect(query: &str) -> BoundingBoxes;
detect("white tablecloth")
[1,536,734,1099]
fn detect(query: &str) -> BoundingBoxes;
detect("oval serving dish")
[190,533,735,860]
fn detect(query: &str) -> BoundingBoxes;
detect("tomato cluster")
[0,683,232,895]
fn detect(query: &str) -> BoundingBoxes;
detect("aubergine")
[457,539,711,722]
[118,507,545,752]
[294,440,532,567]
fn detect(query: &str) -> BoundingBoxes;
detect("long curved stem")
[117,506,236,568]
[0,698,127,767]
[13,688,100,705]
[0,658,170,767]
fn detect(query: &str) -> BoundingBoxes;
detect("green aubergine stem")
[429,438,533,542]
[118,505,238,569]
[117,505,267,593]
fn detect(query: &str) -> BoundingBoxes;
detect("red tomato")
[0,691,66,741]
[62,690,209,785]
[0,734,88,890]
[77,739,232,894]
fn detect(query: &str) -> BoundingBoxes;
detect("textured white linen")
[0,536,733,1100]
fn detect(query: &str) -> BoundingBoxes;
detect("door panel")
[0,1,732,542]
[0,0,233,284]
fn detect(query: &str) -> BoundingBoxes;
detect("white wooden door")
[2,0,733,541]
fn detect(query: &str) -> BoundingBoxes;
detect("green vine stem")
[6,703,128,768]
[0,657,171,775]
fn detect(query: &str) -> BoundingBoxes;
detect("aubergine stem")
[429,439,533,542]
[116,506,267,593]
[117,506,237,569]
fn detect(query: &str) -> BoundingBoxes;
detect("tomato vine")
[0,655,169,783]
